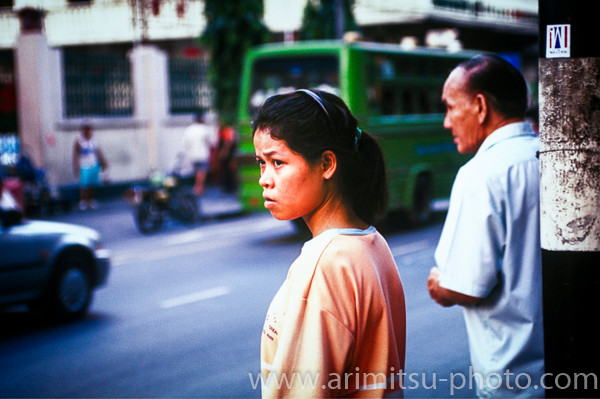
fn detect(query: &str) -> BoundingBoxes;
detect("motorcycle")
[124,170,199,234]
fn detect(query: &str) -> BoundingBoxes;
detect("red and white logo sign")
[546,24,571,58]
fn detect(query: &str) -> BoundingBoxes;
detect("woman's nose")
[258,168,272,188]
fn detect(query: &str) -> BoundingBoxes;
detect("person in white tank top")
[73,124,107,210]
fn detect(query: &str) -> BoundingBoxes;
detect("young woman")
[253,89,406,398]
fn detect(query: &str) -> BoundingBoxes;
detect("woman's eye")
[273,160,284,166]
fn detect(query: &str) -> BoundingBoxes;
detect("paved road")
[0,196,474,398]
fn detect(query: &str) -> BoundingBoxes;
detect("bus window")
[381,87,398,115]
[375,55,395,78]
[424,88,435,114]
[398,55,414,75]
[429,88,445,113]
[401,88,414,115]
[368,54,400,116]
[248,56,339,116]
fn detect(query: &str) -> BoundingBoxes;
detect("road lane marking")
[112,237,238,266]
[161,217,288,246]
[111,216,295,266]
[391,240,431,257]
[430,198,450,211]
[160,286,231,309]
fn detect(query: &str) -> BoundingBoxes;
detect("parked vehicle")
[0,208,111,320]
[124,171,199,234]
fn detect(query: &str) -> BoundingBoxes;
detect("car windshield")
[248,55,340,115]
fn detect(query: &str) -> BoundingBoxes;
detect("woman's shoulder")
[317,231,384,272]
[314,231,399,306]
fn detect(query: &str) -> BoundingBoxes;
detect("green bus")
[236,40,475,223]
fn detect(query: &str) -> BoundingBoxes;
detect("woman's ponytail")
[346,130,388,225]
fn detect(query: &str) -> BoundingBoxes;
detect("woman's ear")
[321,150,337,180]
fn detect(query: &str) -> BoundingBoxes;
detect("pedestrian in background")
[73,124,107,210]
[181,110,218,195]
[217,121,238,193]
[253,89,406,398]
[427,54,544,397]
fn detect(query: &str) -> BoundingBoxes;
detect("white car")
[0,209,110,320]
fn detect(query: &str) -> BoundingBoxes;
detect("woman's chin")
[268,210,301,222]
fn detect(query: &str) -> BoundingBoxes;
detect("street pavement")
[22,188,476,398]
[44,185,244,241]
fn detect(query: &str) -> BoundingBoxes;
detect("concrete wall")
[14,25,197,193]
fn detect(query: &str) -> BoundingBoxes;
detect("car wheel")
[49,256,93,320]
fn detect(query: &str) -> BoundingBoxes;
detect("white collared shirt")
[435,122,545,397]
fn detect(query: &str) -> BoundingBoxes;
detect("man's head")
[195,110,206,123]
[442,54,528,154]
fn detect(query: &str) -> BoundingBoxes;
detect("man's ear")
[474,93,488,124]
[321,150,337,180]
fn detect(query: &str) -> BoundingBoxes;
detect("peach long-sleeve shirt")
[261,226,406,398]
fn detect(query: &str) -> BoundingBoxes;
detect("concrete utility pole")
[538,1,600,397]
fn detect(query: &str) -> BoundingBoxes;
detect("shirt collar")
[476,122,535,157]
[302,225,376,252]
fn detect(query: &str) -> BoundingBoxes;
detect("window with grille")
[63,51,133,118]
[168,57,212,114]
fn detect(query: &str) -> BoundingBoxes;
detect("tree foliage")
[300,0,357,40]
[200,0,270,124]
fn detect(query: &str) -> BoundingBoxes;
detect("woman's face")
[253,129,328,221]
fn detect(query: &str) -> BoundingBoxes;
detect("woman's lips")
[263,196,275,209]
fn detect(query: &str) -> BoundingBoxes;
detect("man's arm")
[96,147,108,171]
[427,267,482,307]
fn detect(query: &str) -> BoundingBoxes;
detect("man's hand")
[427,267,455,307]
[427,267,482,307]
